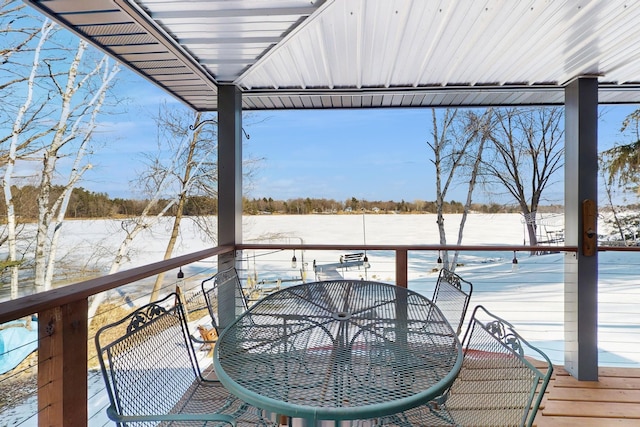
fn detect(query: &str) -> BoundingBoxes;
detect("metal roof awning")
[24,0,640,111]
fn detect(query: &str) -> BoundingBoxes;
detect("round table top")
[213,279,463,421]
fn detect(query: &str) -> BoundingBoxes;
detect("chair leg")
[278,414,290,425]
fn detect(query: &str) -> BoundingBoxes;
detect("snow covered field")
[1,213,638,426]
[3,213,638,367]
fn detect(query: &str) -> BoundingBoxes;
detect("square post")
[564,77,599,380]
[217,85,243,329]
[38,299,88,427]
[396,249,408,288]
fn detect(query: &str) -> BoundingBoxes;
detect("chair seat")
[169,379,276,426]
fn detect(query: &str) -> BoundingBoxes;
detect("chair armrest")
[107,405,237,426]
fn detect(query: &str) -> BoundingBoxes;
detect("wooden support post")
[38,299,88,427]
[396,249,408,288]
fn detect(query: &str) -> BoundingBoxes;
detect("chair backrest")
[95,293,201,422]
[202,266,248,333]
[176,282,209,323]
[448,305,553,427]
[432,268,472,335]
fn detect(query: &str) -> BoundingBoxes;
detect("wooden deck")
[535,366,640,426]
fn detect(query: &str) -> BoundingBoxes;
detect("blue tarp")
[0,319,38,375]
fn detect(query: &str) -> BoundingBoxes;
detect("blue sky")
[91,69,639,205]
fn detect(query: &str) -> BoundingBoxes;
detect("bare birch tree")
[87,107,218,319]
[0,2,121,295]
[31,39,120,291]
[427,108,489,271]
[482,107,564,249]
[148,110,218,301]
[1,18,55,297]
[449,110,492,268]
[0,3,56,296]
[43,58,119,287]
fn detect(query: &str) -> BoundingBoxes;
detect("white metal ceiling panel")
[238,0,640,93]
[23,0,640,110]
[138,0,326,82]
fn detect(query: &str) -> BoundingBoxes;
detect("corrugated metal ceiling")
[24,0,640,111]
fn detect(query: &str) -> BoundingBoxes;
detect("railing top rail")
[236,243,580,252]
[599,245,640,251]
[7,242,639,324]
[0,246,233,324]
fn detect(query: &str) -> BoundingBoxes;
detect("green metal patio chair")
[372,305,553,427]
[202,266,249,335]
[176,279,217,348]
[95,292,277,426]
[432,268,473,336]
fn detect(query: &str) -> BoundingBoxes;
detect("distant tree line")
[0,186,220,219]
[0,185,565,221]
[244,196,563,215]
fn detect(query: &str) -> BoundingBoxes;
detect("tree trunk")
[149,113,201,301]
[4,19,55,297]
[600,158,627,244]
[87,178,182,319]
[34,39,87,290]
[526,221,539,246]
[452,111,490,269]
[484,108,564,253]
[44,59,119,286]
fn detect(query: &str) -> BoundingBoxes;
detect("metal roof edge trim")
[23,0,219,112]
[242,84,563,97]
[562,74,604,86]
[241,83,640,97]
[113,0,218,90]
[240,100,568,110]
[238,83,640,111]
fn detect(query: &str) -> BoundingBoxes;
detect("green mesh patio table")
[213,279,463,424]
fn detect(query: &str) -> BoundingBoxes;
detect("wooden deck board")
[552,375,640,389]
[536,416,640,426]
[548,387,640,403]
[543,401,640,418]
[534,365,640,426]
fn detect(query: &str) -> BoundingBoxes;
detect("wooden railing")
[0,243,587,427]
[0,245,233,427]
[235,243,577,287]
